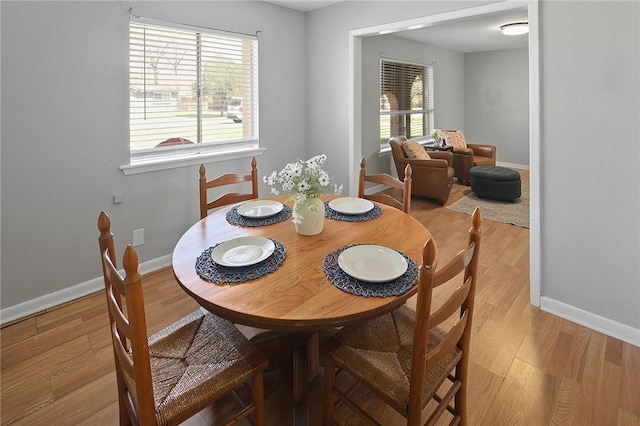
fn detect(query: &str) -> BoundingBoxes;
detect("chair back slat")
[103,254,127,301]
[358,157,412,213]
[429,276,472,326]
[364,193,404,212]
[106,289,130,339]
[199,158,258,219]
[432,244,475,288]
[426,309,469,366]
[111,323,136,378]
[205,173,254,187]
[362,173,402,188]
[207,192,256,212]
[103,250,132,352]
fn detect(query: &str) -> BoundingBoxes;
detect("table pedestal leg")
[251,331,320,426]
[288,332,319,426]
[291,335,309,425]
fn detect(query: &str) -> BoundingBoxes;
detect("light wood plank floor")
[2,170,639,425]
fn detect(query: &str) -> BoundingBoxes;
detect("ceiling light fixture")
[500,22,529,36]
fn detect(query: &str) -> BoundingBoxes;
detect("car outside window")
[226,97,243,123]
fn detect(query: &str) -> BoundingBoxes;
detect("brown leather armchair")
[389,136,454,205]
[444,130,496,185]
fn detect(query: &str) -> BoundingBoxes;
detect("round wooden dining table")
[172,195,432,425]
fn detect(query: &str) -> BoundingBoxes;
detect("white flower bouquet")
[264,154,343,223]
[431,129,447,147]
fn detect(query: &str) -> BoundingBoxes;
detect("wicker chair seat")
[328,305,462,415]
[137,310,264,425]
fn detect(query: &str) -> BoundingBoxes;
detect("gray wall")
[2,1,639,343]
[464,48,530,166]
[1,1,308,310]
[304,0,639,339]
[360,35,465,174]
[541,1,639,329]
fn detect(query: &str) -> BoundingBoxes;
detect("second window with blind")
[380,59,434,149]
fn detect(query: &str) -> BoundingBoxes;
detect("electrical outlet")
[132,228,144,246]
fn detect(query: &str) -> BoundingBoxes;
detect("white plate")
[212,236,276,267]
[338,245,408,283]
[237,200,284,218]
[328,197,374,215]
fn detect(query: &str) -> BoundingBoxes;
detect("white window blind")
[380,59,433,147]
[129,19,258,162]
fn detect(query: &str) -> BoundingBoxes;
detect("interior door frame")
[348,0,541,306]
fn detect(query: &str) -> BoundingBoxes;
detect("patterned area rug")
[446,185,529,228]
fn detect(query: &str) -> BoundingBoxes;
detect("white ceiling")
[390,9,529,53]
[264,1,528,54]
[263,1,343,12]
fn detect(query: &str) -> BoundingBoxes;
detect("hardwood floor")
[2,170,639,425]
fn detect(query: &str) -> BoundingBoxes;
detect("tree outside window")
[380,60,433,148]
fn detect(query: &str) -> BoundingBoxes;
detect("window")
[129,19,259,166]
[380,59,433,148]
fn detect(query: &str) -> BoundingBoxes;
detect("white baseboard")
[497,161,529,170]
[0,254,172,326]
[364,184,388,195]
[496,161,529,170]
[540,296,640,347]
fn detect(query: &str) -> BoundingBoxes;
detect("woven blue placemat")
[323,245,418,297]
[226,204,292,227]
[324,201,382,222]
[195,239,286,284]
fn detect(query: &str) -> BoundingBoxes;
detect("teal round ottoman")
[470,166,521,201]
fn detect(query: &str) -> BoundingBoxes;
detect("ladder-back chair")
[322,208,482,426]
[98,211,267,425]
[358,157,412,213]
[199,157,258,219]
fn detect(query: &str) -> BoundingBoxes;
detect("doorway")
[348,1,541,306]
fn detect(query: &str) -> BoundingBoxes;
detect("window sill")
[121,146,266,175]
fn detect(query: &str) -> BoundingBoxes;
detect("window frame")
[379,58,434,151]
[123,18,261,175]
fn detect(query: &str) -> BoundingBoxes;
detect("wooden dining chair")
[199,157,258,219]
[358,157,412,213]
[98,211,267,426]
[322,208,482,426]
